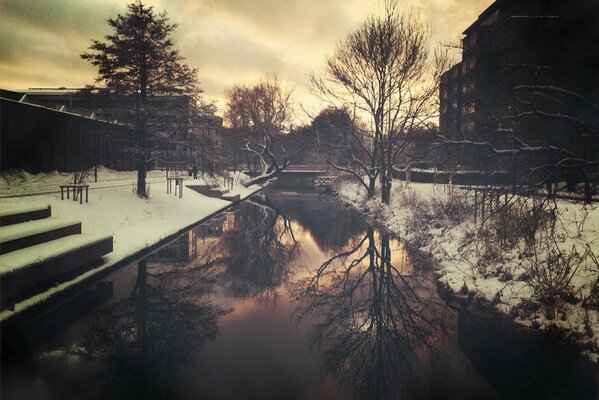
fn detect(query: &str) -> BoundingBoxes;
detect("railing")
[282,164,328,172]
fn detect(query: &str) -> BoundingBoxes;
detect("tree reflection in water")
[275,196,368,253]
[81,258,228,399]
[293,227,449,400]
[216,196,299,304]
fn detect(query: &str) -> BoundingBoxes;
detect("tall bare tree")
[81,1,201,197]
[312,1,448,203]
[224,75,293,187]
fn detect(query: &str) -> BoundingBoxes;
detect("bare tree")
[224,75,293,187]
[312,1,449,203]
[312,107,377,197]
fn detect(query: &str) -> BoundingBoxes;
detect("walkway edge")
[0,184,266,323]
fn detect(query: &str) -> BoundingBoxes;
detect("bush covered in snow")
[336,179,599,360]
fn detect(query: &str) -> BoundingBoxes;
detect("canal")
[2,190,597,399]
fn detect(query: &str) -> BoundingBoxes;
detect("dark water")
[2,191,597,400]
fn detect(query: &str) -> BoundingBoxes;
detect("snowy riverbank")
[336,179,599,361]
[0,168,263,320]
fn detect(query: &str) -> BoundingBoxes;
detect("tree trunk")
[382,178,391,204]
[137,156,147,197]
[368,175,376,199]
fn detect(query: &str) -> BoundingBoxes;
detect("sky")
[0,0,489,118]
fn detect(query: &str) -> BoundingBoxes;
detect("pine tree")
[81,0,200,197]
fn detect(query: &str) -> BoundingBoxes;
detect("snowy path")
[0,169,264,321]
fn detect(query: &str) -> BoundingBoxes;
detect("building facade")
[439,0,599,178]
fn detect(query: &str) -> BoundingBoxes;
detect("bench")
[60,184,89,204]
[166,177,184,198]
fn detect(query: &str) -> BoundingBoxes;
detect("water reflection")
[268,193,368,253]
[293,227,450,400]
[215,197,299,303]
[7,192,595,400]
[81,258,228,399]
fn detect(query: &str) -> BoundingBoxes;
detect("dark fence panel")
[393,168,510,186]
[1,98,134,173]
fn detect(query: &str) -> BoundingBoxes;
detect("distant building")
[193,115,224,174]
[439,0,599,172]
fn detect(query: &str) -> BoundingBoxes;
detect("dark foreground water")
[2,191,597,400]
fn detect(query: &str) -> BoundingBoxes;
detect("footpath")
[0,168,263,321]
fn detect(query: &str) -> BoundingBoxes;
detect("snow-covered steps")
[0,204,51,226]
[0,204,113,308]
[185,184,211,194]
[0,218,82,255]
[0,233,113,303]
[221,193,241,202]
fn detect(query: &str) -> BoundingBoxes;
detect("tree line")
[82,0,596,203]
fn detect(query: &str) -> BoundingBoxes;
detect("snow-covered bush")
[62,168,94,185]
[491,198,551,250]
[429,186,472,227]
[523,238,583,320]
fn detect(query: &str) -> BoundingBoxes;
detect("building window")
[462,103,475,115]
[462,81,475,94]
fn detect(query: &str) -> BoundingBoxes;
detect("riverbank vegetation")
[336,178,599,360]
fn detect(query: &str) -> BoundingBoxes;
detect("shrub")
[523,238,583,320]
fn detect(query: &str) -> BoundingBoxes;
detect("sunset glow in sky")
[0,0,490,116]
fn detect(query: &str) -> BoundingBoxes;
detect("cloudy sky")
[0,0,489,116]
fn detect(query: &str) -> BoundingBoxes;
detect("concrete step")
[0,218,82,255]
[185,184,211,194]
[0,205,51,227]
[208,188,230,198]
[0,233,113,305]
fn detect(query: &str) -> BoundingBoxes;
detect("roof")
[25,88,83,95]
[0,93,130,128]
[463,0,503,35]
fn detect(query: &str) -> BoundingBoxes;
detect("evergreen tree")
[82,0,200,197]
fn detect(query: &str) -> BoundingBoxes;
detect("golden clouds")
[0,0,490,113]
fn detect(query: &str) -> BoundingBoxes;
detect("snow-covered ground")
[0,168,262,320]
[336,179,599,360]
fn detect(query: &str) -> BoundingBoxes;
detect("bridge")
[244,164,334,188]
